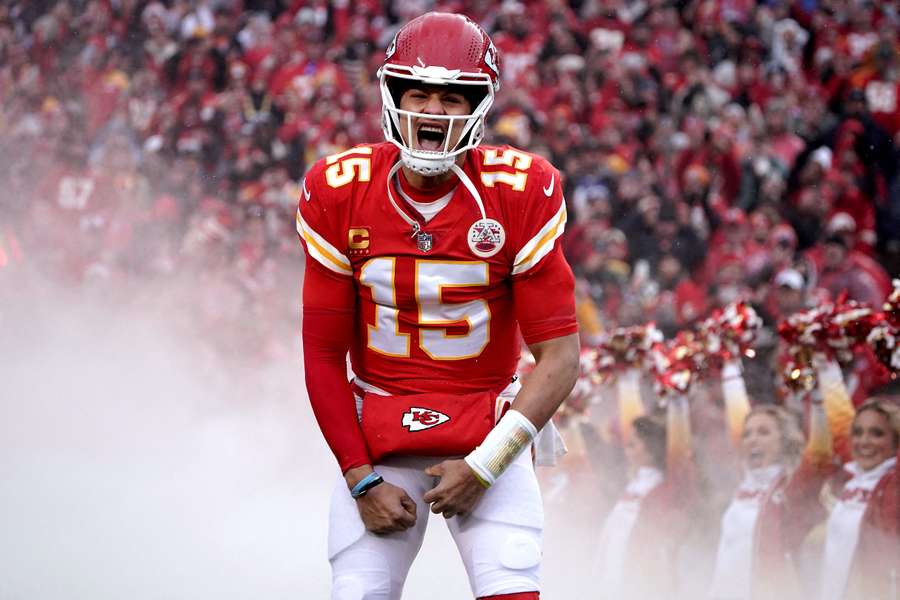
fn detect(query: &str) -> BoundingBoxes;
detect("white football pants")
[327,449,544,600]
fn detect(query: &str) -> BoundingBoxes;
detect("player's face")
[852,409,897,472]
[398,86,473,153]
[742,412,782,470]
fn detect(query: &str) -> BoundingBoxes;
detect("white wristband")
[464,409,538,488]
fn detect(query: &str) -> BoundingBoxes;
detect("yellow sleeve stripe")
[296,210,353,276]
[512,201,567,275]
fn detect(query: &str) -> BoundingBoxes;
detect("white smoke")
[0,274,487,599]
[0,259,736,600]
[1,276,329,598]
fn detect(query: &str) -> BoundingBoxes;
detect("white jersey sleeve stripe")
[296,210,353,276]
[512,201,567,275]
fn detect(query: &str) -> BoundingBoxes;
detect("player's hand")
[356,481,418,535]
[423,459,487,519]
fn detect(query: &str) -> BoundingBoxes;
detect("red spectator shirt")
[492,32,545,89]
[298,143,578,397]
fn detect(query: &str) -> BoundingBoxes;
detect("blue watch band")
[350,472,384,499]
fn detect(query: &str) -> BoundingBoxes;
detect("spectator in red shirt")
[765,268,811,323]
[818,234,886,307]
[703,208,762,285]
[806,212,892,298]
[765,97,806,172]
[652,253,708,335]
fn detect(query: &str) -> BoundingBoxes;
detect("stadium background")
[1,0,899,597]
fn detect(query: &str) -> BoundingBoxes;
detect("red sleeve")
[302,252,371,473]
[296,158,353,278]
[506,154,568,277]
[506,155,577,344]
[512,247,578,345]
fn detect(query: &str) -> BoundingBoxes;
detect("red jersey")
[298,142,576,397]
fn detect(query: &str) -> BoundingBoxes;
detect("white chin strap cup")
[399,149,456,177]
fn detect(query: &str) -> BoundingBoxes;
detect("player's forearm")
[303,318,372,473]
[510,333,580,430]
[302,263,371,474]
[510,252,579,429]
[464,333,579,488]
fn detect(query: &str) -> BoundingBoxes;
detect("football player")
[298,13,579,600]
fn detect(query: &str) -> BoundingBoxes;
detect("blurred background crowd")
[1,0,899,431]
[2,0,898,395]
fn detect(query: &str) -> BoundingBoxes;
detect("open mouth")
[416,123,447,152]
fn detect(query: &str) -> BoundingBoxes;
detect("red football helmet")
[378,13,501,176]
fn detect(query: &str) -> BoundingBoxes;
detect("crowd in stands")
[3,1,900,596]
[2,0,900,403]
[2,0,898,394]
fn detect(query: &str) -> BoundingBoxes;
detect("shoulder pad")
[301,144,388,207]
[477,145,559,199]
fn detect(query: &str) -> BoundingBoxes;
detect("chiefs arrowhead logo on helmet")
[384,34,397,61]
[484,40,500,82]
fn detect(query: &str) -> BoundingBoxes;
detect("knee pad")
[497,532,541,571]
[332,573,392,600]
[470,527,541,597]
[331,548,394,600]
[332,575,366,600]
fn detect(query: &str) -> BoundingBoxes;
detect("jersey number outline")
[359,258,490,360]
[481,148,532,191]
[325,147,373,188]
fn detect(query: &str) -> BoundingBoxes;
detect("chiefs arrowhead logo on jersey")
[401,407,451,432]
[467,218,505,258]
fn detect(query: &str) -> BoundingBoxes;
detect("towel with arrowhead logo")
[402,407,450,431]
[359,389,500,461]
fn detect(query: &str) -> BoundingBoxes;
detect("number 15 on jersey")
[359,258,490,361]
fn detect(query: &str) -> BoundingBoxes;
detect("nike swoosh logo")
[302,178,311,201]
[543,174,555,197]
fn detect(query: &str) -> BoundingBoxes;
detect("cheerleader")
[595,397,695,600]
[821,399,900,600]
[709,402,831,600]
